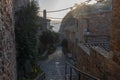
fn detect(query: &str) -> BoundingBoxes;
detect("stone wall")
[75,44,120,80]
[60,3,111,44]
[77,11,111,43]
[62,1,120,80]
[13,0,30,11]
[86,11,111,36]
[111,0,120,65]
[0,0,16,80]
[61,11,111,52]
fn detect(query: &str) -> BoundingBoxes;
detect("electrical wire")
[47,16,79,19]
[47,7,73,13]
[47,17,64,19]
[39,6,75,13]
[39,0,95,13]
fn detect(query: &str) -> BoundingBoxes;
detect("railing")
[83,42,110,51]
[34,72,45,80]
[65,60,100,80]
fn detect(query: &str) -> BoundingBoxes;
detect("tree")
[40,30,59,54]
[15,1,41,79]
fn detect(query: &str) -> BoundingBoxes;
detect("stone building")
[77,11,111,43]
[0,0,16,80]
[38,17,51,32]
[60,1,120,80]
[111,0,120,65]
[60,4,111,51]
[74,1,120,79]
[77,11,111,51]
[13,0,30,11]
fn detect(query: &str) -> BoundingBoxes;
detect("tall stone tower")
[0,0,16,80]
[111,0,120,65]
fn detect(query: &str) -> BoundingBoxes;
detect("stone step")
[45,75,78,80]
[45,75,65,80]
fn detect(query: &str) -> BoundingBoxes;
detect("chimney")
[43,9,47,19]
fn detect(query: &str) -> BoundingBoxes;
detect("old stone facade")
[61,1,120,80]
[60,2,112,52]
[77,11,111,44]
[61,11,111,52]
[75,43,120,80]
[13,0,30,11]
[0,0,16,80]
[111,0,120,65]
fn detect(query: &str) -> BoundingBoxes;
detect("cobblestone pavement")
[39,47,66,80]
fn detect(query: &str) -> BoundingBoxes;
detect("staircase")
[38,47,99,80]
[65,60,100,80]
[38,61,99,80]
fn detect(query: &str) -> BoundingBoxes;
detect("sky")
[38,0,97,21]
[38,0,97,32]
[38,0,78,20]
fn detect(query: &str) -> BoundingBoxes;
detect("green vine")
[15,1,41,79]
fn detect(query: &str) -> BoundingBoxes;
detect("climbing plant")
[15,1,41,80]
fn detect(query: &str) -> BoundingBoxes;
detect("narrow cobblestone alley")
[39,47,66,80]
[1,0,120,80]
